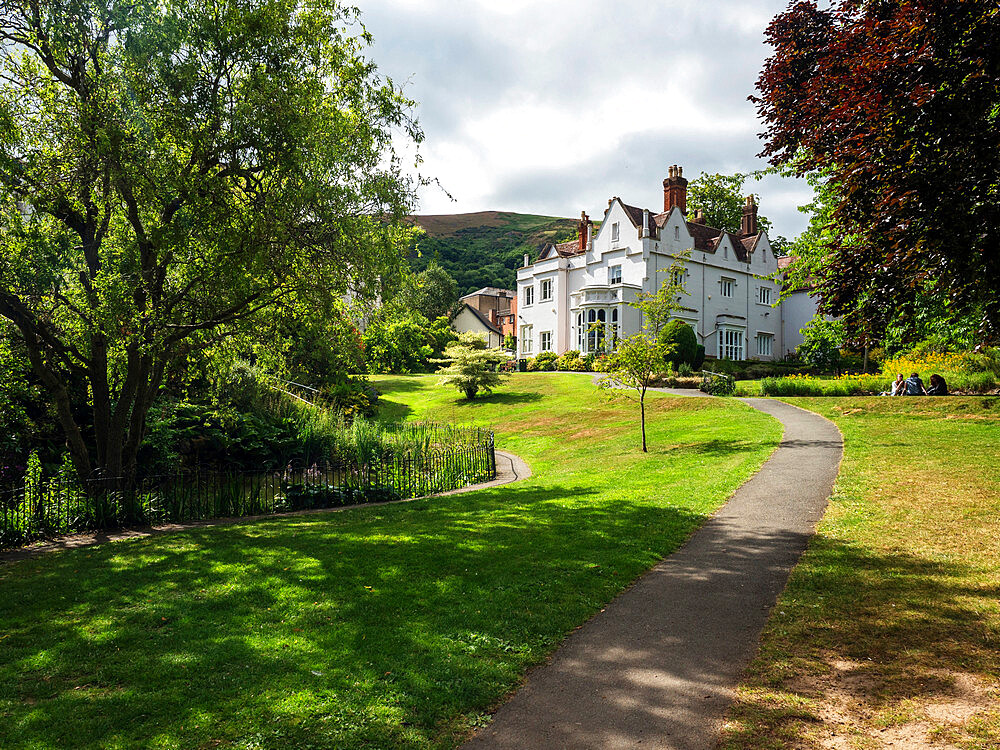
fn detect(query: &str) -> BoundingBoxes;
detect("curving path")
[463,398,842,750]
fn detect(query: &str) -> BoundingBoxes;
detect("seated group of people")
[886,372,948,396]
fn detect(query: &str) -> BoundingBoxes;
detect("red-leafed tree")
[755,0,1000,341]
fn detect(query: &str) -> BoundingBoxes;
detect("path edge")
[0,450,531,564]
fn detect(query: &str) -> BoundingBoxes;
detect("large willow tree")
[0,0,420,481]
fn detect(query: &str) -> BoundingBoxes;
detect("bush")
[526,351,559,371]
[798,317,845,373]
[437,333,508,399]
[556,350,587,371]
[701,373,735,396]
[693,345,706,371]
[658,320,698,367]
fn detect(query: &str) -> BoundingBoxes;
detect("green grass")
[720,396,1000,749]
[0,373,781,749]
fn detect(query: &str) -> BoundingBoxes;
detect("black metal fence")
[0,435,496,551]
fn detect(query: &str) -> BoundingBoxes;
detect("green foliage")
[503,332,516,350]
[700,373,736,396]
[394,261,459,321]
[0,0,420,482]
[526,352,559,371]
[798,317,846,372]
[599,335,671,451]
[658,321,698,368]
[693,345,706,370]
[687,172,773,234]
[408,213,578,295]
[362,311,455,374]
[555,350,587,371]
[436,333,508,400]
[632,259,690,336]
[757,0,1000,339]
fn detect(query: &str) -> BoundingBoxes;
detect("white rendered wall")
[781,289,822,356]
[516,202,787,360]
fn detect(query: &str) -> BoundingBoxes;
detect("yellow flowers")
[881,353,964,378]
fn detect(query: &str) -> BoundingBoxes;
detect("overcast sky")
[359,0,811,239]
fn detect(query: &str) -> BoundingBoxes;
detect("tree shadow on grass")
[451,391,543,408]
[721,534,1000,748]
[0,482,705,750]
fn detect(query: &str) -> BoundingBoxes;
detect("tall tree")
[687,172,773,234]
[755,0,1000,340]
[0,0,420,482]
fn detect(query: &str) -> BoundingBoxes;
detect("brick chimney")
[663,165,688,215]
[578,211,591,253]
[690,208,706,225]
[740,195,758,236]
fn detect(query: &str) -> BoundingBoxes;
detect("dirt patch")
[786,657,996,749]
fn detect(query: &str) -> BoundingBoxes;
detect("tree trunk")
[640,397,647,453]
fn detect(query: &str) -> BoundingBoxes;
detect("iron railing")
[0,434,496,551]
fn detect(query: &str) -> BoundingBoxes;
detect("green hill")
[406,211,580,295]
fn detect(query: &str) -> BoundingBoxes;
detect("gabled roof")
[617,200,659,237]
[457,303,501,335]
[538,240,583,260]
[461,287,513,300]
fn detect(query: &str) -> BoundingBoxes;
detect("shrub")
[701,373,735,396]
[693,344,706,371]
[798,317,845,373]
[437,333,508,399]
[556,350,587,371]
[527,351,559,371]
[658,320,698,367]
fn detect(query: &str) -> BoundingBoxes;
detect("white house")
[515,166,818,361]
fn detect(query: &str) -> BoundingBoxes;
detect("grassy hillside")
[406,211,580,295]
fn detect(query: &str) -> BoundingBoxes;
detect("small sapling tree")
[600,268,687,452]
[437,333,508,400]
[600,335,674,452]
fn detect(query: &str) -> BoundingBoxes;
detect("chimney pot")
[663,164,689,215]
[578,211,591,253]
[740,195,759,236]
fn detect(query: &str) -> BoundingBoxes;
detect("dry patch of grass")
[720,397,1000,750]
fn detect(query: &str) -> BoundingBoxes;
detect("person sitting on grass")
[904,371,927,395]
[927,373,949,396]
[888,373,905,396]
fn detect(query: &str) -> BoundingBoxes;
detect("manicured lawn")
[0,373,780,749]
[721,396,1000,749]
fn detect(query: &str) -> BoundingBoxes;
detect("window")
[610,308,619,347]
[756,333,773,357]
[576,312,584,350]
[540,331,552,351]
[720,278,734,298]
[674,226,680,240]
[523,285,534,306]
[521,325,533,354]
[540,278,553,301]
[758,286,772,305]
[611,222,619,243]
[671,268,685,287]
[718,328,745,360]
[586,308,607,352]
[609,265,622,285]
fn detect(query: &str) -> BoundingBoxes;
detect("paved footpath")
[464,398,842,750]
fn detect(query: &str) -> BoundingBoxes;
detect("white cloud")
[360,0,814,238]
